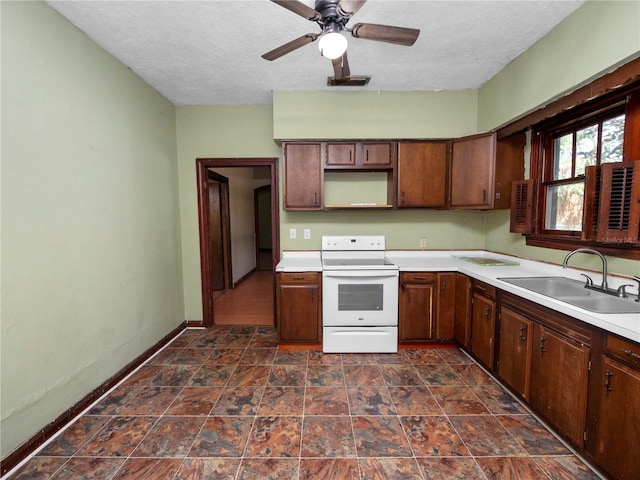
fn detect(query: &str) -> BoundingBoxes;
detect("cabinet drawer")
[278,272,320,284]
[473,280,496,300]
[607,335,640,369]
[400,272,437,284]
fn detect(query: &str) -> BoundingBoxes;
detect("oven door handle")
[323,270,398,278]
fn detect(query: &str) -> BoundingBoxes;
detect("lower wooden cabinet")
[399,272,456,342]
[276,272,321,344]
[399,272,437,341]
[497,306,533,400]
[470,281,496,369]
[530,325,590,448]
[592,337,640,480]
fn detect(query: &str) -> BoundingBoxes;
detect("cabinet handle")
[621,348,640,360]
[365,150,369,163]
[485,307,491,320]
[539,336,547,353]
[604,370,613,393]
[314,192,318,205]
[519,324,527,341]
[482,189,487,203]
[441,280,446,291]
[414,276,426,281]
[476,285,487,292]
[292,276,304,280]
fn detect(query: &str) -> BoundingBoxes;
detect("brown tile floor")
[7,326,604,480]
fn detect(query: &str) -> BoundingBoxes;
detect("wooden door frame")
[206,170,232,291]
[196,158,280,327]
[254,184,271,270]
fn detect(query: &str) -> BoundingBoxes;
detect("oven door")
[322,270,399,327]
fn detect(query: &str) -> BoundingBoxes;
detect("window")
[520,87,640,260]
[541,109,625,235]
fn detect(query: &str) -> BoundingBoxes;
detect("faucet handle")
[580,274,594,287]
[632,276,640,302]
[616,284,634,298]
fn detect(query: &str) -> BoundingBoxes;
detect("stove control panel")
[321,235,385,251]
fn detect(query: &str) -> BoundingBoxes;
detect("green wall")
[1,1,182,458]
[479,0,640,277]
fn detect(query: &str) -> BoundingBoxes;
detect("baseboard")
[0,321,187,476]
[233,267,257,288]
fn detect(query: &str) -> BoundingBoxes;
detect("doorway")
[196,158,280,327]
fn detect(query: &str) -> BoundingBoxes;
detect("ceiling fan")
[261,0,420,83]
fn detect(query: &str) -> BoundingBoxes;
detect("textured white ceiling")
[46,0,585,105]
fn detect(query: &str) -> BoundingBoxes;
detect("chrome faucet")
[562,248,623,297]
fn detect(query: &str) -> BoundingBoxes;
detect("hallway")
[213,271,274,326]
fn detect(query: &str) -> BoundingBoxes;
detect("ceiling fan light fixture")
[318,31,347,59]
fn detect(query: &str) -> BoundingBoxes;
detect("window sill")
[525,235,640,260]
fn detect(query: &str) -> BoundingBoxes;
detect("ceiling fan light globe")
[318,32,347,59]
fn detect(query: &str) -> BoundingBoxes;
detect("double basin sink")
[499,276,640,314]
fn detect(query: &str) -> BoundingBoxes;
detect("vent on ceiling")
[327,75,371,86]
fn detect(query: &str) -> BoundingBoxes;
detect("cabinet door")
[454,274,471,348]
[497,306,533,399]
[326,143,356,166]
[450,133,496,209]
[362,142,393,166]
[276,273,321,343]
[594,357,640,480]
[470,293,496,369]
[436,273,456,340]
[397,142,448,207]
[284,143,323,210]
[530,325,590,447]
[399,273,437,341]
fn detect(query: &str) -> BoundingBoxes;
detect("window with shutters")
[516,88,640,260]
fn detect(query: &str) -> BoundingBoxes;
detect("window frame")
[537,104,627,237]
[525,89,640,260]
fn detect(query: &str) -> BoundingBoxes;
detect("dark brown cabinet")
[530,325,590,448]
[399,272,456,342]
[325,141,395,169]
[399,272,437,341]
[497,306,533,400]
[450,132,524,210]
[470,280,496,369]
[593,336,640,480]
[397,141,448,208]
[276,272,322,344]
[454,273,472,348]
[436,273,456,340]
[283,142,323,210]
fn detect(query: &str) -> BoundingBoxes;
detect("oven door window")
[338,284,384,311]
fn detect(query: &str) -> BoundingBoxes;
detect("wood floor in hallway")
[213,270,274,326]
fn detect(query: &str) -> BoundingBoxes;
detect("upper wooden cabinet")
[450,132,524,210]
[325,141,396,169]
[283,142,323,210]
[397,141,448,208]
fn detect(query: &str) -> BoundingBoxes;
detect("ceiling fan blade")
[351,23,420,46]
[332,52,351,79]
[338,0,367,17]
[271,0,321,20]
[262,33,319,61]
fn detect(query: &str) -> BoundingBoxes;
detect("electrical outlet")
[419,237,427,248]
[303,229,311,240]
[289,228,297,239]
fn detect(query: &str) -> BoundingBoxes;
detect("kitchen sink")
[498,276,640,314]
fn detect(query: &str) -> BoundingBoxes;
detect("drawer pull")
[540,336,547,353]
[292,276,305,280]
[519,324,527,341]
[604,370,613,393]
[621,348,640,360]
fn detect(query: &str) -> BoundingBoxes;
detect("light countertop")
[276,249,640,343]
